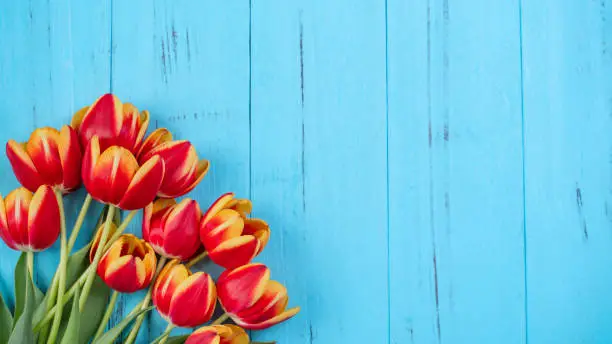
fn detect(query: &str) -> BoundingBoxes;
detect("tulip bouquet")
[0,94,299,344]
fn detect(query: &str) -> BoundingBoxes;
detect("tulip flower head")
[89,221,119,263]
[71,93,149,154]
[6,126,82,194]
[97,234,157,293]
[185,325,249,344]
[200,193,270,269]
[217,263,300,330]
[137,128,209,198]
[82,136,165,210]
[143,198,202,260]
[152,260,216,328]
[0,185,60,252]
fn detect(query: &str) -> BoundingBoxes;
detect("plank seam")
[384,0,391,343]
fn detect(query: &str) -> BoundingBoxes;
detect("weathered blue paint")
[0,0,611,343]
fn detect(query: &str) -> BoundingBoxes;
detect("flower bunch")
[0,94,299,344]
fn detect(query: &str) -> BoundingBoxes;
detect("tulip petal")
[118,155,164,210]
[243,219,270,255]
[176,158,210,198]
[82,136,100,194]
[5,188,33,250]
[153,261,190,317]
[78,94,123,151]
[102,255,145,293]
[89,223,118,262]
[217,264,270,312]
[135,110,150,151]
[137,128,172,160]
[116,103,141,152]
[70,106,89,130]
[25,127,62,187]
[142,198,176,247]
[27,185,60,251]
[168,272,216,327]
[91,146,138,205]
[0,195,17,250]
[144,141,198,198]
[234,306,300,330]
[201,193,235,225]
[58,126,82,192]
[237,280,288,324]
[209,235,259,270]
[227,198,253,217]
[185,327,220,344]
[159,199,201,260]
[201,209,244,250]
[6,140,44,192]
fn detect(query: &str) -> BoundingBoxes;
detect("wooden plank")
[522,1,612,343]
[251,0,388,342]
[111,0,250,342]
[387,0,526,343]
[0,0,110,306]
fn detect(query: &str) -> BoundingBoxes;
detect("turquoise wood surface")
[0,1,611,343]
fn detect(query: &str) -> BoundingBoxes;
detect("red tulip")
[143,198,202,260]
[152,260,216,328]
[137,128,209,198]
[6,126,82,194]
[71,93,149,154]
[217,263,300,330]
[96,234,157,293]
[185,325,249,344]
[0,185,60,252]
[82,136,165,210]
[200,193,270,269]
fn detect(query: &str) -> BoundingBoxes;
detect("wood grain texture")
[522,1,612,343]
[388,0,526,343]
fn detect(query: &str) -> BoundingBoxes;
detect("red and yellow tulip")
[96,234,157,293]
[200,193,270,269]
[71,93,149,154]
[82,136,165,210]
[137,128,209,198]
[185,325,249,344]
[6,126,82,194]
[0,185,60,252]
[152,260,216,328]
[143,198,202,260]
[217,263,299,330]
[89,222,119,263]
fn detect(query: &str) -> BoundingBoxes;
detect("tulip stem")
[155,324,175,344]
[92,290,119,341]
[124,256,168,344]
[46,190,68,344]
[26,251,34,278]
[67,193,93,253]
[186,251,208,268]
[79,205,116,311]
[212,313,230,325]
[107,210,138,244]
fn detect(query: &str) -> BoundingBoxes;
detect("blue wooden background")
[1,0,612,343]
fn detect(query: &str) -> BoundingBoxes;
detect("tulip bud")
[143,198,202,260]
[82,136,165,210]
[200,193,270,269]
[185,325,249,344]
[97,234,157,293]
[0,185,60,252]
[137,128,209,198]
[6,126,82,194]
[71,94,149,154]
[152,260,216,328]
[217,263,300,330]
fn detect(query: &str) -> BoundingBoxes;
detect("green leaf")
[76,276,110,343]
[13,253,27,327]
[0,290,13,344]
[165,335,189,344]
[8,269,35,344]
[92,306,154,344]
[59,286,80,344]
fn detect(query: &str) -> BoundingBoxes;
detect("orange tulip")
[217,263,300,330]
[137,128,209,198]
[152,260,216,328]
[82,136,165,210]
[96,234,157,293]
[0,185,60,252]
[143,198,202,260]
[200,193,270,269]
[6,126,82,194]
[71,93,149,154]
[185,325,249,344]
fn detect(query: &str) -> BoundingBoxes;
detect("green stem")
[124,256,168,344]
[186,251,208,268]
[92,290,119,341]
[26,251,34,278]
[46,190,68,344]
[212,313,230,325]
[67,194,93,253]
[107,210,137,244]
[79,206,116,311]
[154,324,175,344]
